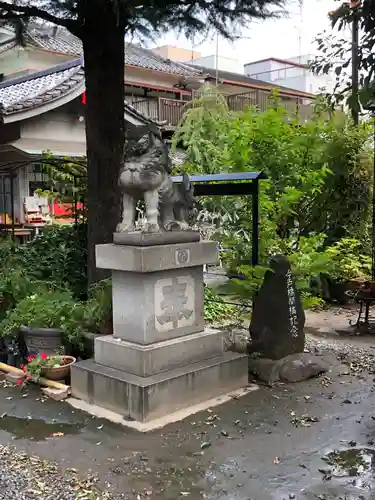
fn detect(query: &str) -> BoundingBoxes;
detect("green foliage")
[323,238,372,281]
[218,266,267,307]
[0,1,287,42]
[311,1,375,113]
[204,286,237,325]
[12,224,87,299]
[175,87,373,307]
[0,290,76,338]
[85,279,112,333]
[175,88,371,245]
[36,155,87,221]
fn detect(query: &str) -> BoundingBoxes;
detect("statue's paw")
[116,222,134,233]
[178,221,190,231]
[144,223,160,233]
[164,221,181,232]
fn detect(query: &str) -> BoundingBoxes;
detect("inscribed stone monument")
[248,254,305,360]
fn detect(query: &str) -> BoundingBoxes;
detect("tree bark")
[81,1,125,286]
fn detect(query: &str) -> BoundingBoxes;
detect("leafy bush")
[0,290,76,338]
[12,224,87,299]
[173,86,373,305]
[323,238,372,282]
[204,286,238,325]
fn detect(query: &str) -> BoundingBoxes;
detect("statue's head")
[120,129,169,192]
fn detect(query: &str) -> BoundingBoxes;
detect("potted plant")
[0,290,76,355]
[21,352,76,382]
[323,239,372,303]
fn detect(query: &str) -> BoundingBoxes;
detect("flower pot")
[41,355,76,381]
[20,326,63,355]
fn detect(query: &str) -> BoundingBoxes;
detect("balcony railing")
[129,91,313,127]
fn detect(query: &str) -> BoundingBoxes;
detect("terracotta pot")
[41,355,76,381]
[20,326,63,355]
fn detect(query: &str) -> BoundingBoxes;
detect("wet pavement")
[0,333,375,499]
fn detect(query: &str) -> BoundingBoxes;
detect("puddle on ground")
[0,414,84,441]
[322,447,375,481]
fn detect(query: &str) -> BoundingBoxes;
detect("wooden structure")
[132,90,313,127]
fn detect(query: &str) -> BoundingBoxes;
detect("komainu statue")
[117,131,197,233]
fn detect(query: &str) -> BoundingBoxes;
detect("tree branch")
[0,2,78,32]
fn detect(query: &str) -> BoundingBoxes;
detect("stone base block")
[95,328,224,377]
[71,352,248,422]
[113,231,200,246]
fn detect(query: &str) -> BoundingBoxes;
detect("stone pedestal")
[71,232,248,422]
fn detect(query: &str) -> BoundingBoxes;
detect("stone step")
[94,328,224,377]
[71,352,248,422]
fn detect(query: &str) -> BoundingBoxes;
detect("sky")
[155,0,340,67]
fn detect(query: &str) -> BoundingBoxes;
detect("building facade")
[244,56,334,95]
[0,24,316,225]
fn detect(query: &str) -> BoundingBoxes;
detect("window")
[28,163,51,196]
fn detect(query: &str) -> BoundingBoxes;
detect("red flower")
[20,364,24,370]
[23,367,27,373]
[40,353,48,360]
[26,376,31,382]
[17,379,23,386]
[27,354,36,362]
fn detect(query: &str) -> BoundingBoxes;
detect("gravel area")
[0,445,106,500]
[305,333,375,373]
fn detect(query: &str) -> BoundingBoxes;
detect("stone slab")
[113,231,200,246]
[67,386,259,432]
[71,352,248,422]
[96,240,218,273]
[112,266,205,343]
[42,386,70,401]
[94,328,224,377]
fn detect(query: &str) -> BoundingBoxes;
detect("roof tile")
[0,64,85,115]
[125,43,201,76]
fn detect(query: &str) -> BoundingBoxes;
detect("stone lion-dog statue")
[117,131,197,233]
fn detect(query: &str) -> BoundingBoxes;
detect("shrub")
[0,290,76,338]
[12,224,87,299]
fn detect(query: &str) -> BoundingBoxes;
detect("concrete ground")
[0,319,375,499]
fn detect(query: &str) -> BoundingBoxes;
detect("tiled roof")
[0,39,18,54]
[125,43,201,76]
[0,58,158,128]
[0,59,85,116]
[27,30,83,57]
[0,24,201,77]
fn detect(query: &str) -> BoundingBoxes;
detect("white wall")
[245,57,334,94]
[125,66,182,89]
[192,55,242,73]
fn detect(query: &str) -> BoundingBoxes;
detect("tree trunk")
[81,2,125,286]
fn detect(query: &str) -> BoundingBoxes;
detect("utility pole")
[351,8,359,126]
[215,31,219,86]
[297,0,304,63]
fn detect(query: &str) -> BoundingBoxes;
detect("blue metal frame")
[172,171,267,266]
